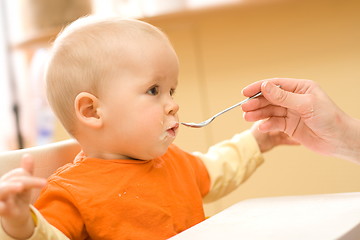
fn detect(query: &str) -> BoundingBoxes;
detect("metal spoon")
[181,91,263,128]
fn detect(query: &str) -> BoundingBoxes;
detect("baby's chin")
[132,145,172,161]
[159,130,177,144]
[155,142,173,157]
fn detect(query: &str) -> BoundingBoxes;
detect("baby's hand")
[251,121,299,153]
[0,154,46,238]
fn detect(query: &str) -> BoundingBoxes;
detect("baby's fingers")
[257,117,288,133]
[20,154,35,175]
[1,168,30,181]
[0,182,23,199]
[0,177,46,199]
[9,176,46,191]
[1,154,36,182]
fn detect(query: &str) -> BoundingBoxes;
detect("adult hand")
[241,78,360,163]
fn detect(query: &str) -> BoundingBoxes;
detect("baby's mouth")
[167,123,179,137]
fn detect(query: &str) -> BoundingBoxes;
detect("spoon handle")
[212,91,263,119]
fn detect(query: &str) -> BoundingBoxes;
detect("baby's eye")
[147,86,159,96]
[170,88,176,96]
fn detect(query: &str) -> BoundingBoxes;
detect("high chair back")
[0,139,80,203]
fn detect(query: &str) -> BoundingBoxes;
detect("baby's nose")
[167,99,179,115]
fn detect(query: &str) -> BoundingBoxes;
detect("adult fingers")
[242,80,264,97]
[243,105,288,122]
[260,81,313,115]
[242,78,307,97]
[241,95,271,112]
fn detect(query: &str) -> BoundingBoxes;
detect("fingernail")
[262,81,272,93]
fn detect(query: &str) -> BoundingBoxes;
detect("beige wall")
[55,0,360,215]
[145,0,360,215]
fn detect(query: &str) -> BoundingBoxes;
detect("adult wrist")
[335,115,360,163]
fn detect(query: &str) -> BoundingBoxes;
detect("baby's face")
[99,36,180,160]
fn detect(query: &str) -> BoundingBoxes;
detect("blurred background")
[0,0,359,215]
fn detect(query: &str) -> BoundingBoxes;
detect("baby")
[0,16,294,240]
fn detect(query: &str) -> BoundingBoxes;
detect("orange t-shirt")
[34,144,210,240]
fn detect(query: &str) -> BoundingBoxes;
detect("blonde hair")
[45,16,169,135]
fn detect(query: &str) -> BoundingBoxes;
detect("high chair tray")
[170,192,360,240]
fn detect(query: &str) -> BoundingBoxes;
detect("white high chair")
[0,139,81,203]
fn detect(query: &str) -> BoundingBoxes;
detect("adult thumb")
[261,81,307,112]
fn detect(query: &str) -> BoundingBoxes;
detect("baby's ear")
[74,92,102,128]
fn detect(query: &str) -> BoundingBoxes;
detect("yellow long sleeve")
[194,130,264,203]
[0,206,69,240]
